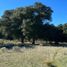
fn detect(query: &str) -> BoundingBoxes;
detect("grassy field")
[0,46,67,67]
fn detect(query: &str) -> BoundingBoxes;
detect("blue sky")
[0,0,67,26]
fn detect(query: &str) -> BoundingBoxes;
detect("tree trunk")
[32,38,35,44]
[21,38,24,43]
[20,35,25,44]
[55,41,59,46]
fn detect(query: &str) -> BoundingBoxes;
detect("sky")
[0,0,67,26]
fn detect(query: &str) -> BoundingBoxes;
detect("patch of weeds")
[47,62,56,67]
[46,49,61,67]
[1,47,7,52]
[12,46,22,52]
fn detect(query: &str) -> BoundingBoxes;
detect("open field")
[0,46,67,67]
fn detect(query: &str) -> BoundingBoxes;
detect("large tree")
[22,2,53,44]
[0,2,53,44]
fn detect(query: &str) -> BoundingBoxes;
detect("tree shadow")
[18,44,35,48]
[0,43,35,49]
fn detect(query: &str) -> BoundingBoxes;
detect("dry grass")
[0,46,67,67]
[0,39,22,45]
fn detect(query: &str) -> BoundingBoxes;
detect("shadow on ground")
[0,43,35,49]
[0,43,67,49]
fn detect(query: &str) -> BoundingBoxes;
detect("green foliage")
[63,23,67,34]
[0,2,67,45]
[0,2,53,44]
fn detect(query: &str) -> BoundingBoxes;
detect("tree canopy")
[0,2,67,45]
[0,2,53,44]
